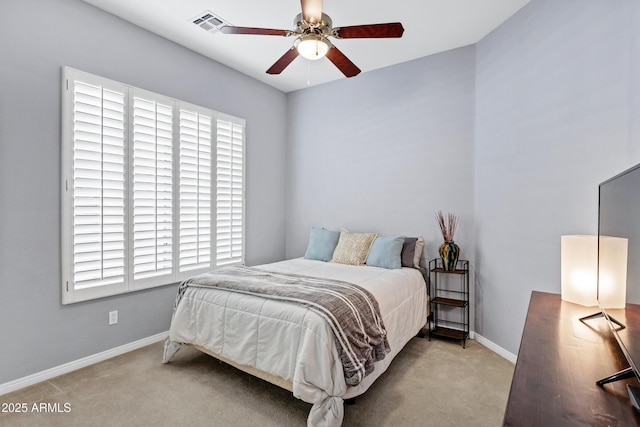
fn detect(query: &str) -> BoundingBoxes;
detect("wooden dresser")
[503,291,640,426]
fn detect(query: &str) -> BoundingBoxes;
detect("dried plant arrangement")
[436,211,458,242]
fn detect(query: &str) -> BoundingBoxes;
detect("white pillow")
[414,236,425,268]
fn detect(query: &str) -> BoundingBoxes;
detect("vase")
[439,241,460,271]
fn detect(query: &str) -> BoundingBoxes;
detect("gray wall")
[474,0,640,354]
[285,46,476,265]
[0,0,287,384]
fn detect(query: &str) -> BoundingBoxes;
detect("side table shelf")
[428,258,469,348]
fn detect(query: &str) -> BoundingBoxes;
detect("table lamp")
[561,235,628,308]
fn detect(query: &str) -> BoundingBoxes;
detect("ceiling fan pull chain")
[307,60,311,85]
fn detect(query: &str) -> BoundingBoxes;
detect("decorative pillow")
[304,227,341,262]
[330,229,377,266]
[413,236,425,268]
[401,237,418,267]
[366,235,405,269]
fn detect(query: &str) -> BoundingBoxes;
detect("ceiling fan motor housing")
[294,12,332,35]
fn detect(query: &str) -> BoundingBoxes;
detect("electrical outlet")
[109,310,118,325]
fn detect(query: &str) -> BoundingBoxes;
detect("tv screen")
[598,162,640,405]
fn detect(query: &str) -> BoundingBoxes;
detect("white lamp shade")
[598,235,628,309]
[561,235,598,306]
[560,235,628,308]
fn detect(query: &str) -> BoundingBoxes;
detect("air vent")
[191,11,229,34]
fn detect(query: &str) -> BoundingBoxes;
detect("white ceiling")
[81,0,531,93]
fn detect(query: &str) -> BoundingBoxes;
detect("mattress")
[164,258,428,426]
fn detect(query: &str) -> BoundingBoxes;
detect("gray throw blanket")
[174,265,391,386]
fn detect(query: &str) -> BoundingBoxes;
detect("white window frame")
[61,67,246,304]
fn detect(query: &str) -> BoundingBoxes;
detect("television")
[596,162,640,409]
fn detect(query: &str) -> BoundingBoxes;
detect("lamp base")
[579,311,626,330]
[596,367,634,386]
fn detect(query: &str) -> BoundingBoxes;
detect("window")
[61,67,245,304]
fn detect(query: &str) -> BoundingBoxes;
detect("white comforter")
[164,258,427,426]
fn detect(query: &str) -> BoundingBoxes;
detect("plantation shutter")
[179,109,212,272]
[71,81,126,289]
[63,67,247,303]
[132,95,173,282]
[216,118,245,266]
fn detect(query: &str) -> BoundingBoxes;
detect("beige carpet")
[1,337,514,426]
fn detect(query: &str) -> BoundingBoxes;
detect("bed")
[163,233,428,427]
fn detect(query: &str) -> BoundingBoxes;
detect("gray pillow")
[304,227,340,261]
[401,237,418,267]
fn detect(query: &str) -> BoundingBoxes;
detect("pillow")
[366,235,405,269]
[304,227,340,261]
[413,236,425,268]
[330,229,377,266]
[401,237,418,267]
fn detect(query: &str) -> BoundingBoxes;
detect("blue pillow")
[366,235,405,269]
[304,227,341,262]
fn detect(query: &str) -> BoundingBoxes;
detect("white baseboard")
[471,331,518,364]
[0,331,169,396]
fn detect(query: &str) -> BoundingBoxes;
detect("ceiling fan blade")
[325,45,361,78]
[266,47,300,74]
[333,22,404,39]
[220,26,291,36]
[300,0,323,24]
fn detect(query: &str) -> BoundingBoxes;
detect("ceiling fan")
[220,0,404,78]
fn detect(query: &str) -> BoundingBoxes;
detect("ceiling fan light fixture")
[296,35,330,60]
